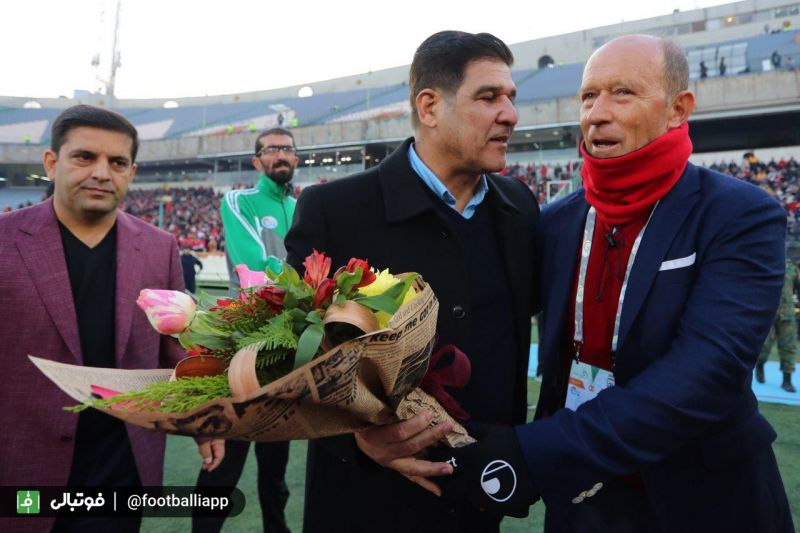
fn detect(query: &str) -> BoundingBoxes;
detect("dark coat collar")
[379,137,520,223]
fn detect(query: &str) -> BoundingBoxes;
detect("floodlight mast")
[91,0,122,102]
[106,0,122,100]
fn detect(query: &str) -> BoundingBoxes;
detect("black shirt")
[59,223,140,488]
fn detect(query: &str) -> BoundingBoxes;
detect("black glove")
[428,423,538,518]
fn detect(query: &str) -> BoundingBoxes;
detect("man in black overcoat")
[285,30,541,533]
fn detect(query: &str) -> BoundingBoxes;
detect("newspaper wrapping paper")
[30,279,475,448]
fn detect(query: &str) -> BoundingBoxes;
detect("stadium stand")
[326,83,410,123]
[687,30,800,78]
[711,155,800,231]
[0,108,61,144]
[121,187,225,252]
[0,29,796,146]
[0,187,45,211]
[0,119,50,144]
[5,156,800,267]
[514,64,585,103]
[113,89,376,140]
[2,4,800,250]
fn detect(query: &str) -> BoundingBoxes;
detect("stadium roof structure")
[4,29,797,146]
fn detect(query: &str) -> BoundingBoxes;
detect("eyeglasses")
[257,145,296,156]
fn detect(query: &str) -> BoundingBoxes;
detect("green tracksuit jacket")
[221,175,296,277]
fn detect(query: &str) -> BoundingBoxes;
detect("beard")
[267,162,295,185]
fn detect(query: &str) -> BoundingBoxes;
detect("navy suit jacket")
[519,163,793,531]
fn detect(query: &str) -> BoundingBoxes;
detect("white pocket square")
[659,252,696,271]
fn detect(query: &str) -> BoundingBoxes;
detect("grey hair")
[662,39,689,101]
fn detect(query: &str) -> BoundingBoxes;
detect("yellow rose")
[359,269,417,328]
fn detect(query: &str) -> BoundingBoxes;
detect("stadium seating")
[0,187,46,211]
[515,64,585,104]
[0,108,61,144]
[4,155,799,255]
[686,30,800,78]
[1,31,798,145]
[122,187,225,252]
[326,83,410,123]
[710,156,800,233]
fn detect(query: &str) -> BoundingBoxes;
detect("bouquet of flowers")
[72,251,418,413]
[37,251,473,446]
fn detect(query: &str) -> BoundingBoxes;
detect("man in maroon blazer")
[0,105,224,532]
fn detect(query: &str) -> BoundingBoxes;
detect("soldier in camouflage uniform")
[756,258,798,392]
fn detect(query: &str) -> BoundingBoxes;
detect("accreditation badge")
[564,360,615,412]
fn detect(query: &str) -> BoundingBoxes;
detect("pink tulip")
[235,264,268,289]
[136,289,196,335]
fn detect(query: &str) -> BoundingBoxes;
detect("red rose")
[345,258,376,288]
[254,285,286,313]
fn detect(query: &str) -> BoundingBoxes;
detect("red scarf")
[580,123,693,225]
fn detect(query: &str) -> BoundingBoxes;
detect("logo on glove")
[480,460,517,502]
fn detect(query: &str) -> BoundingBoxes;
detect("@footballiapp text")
[4,487,245,517]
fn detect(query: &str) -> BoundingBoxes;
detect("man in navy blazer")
[427,35,794,531]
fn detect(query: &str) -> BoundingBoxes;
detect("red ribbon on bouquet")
[421,342,472,421]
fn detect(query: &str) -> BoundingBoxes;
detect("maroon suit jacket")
[0,199,186,532]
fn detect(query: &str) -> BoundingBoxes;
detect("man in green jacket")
[193,127,298,533]
[221,128,298,281]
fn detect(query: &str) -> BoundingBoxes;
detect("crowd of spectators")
[497,155,800,230]
[2,183,305,252]
[122,187,225,252]
[710,154,800,234]
[500,160,582,203]
[5,156,800,246]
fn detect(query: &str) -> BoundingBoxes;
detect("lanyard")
[573,204,658,361]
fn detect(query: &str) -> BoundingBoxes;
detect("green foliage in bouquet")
[66,375,231,413]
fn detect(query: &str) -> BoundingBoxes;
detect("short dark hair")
[409,31,514,128]
[662,39,689,99]
[50,104,139,162]
[255,127,296,154]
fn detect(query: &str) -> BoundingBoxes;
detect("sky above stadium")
[2,0,732,99]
